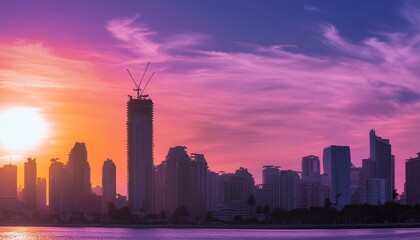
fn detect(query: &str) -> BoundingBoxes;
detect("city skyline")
[1,0,420,196]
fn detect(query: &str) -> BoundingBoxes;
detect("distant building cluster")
[1,91,420,222]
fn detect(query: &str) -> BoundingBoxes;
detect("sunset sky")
[1,0,419,195]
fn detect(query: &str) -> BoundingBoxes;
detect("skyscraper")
[49,159,71,214]
[102,158,116,213]
[279,170,300,211]
[0,164,17,198]
[405,153,420,205]
[262,165,280,209]
[162,146,207,218]
[369,129,394,202]
[67,142,92,212]
[127,94,154,213]
[302,155,320,181]
[37,177,47,213]
[24,158,37,211]
[323,145,351,207]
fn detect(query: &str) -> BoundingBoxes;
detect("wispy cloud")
[304,4,320,12]
[105,9,420,185]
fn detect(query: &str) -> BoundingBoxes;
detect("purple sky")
[0,0,419,193]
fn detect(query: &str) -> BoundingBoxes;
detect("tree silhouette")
[263,205,270,222]
[255,205,262,220]
[174,206,189,223]
[393,189,399,201]
[324,198,332,208]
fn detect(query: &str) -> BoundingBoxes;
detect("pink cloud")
[104,11,420,193]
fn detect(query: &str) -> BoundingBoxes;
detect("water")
[1,227,420,240]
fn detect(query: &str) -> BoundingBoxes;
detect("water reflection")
[1,227,420,240]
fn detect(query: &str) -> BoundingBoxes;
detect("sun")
[0,107,50,152]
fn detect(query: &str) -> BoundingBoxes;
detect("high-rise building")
[302,155,321,181]
[297,180,330,209]
[161,146,206,218]
[49,159,69,214]
[405,153,420,205]
[24,158,37,211]
[102,158,116,213]
[191,153,208,215]
[279,170,300,211]
[154,162,166,213]
[37,177,47,213]
[0,164,19,211]
[323,145,351,207]
[235,167,255,199]
[67,142,92,212]
[366,178,385,205]
[207,171,221,210]
[350,165,362,204]
[262,165,280,209]
[0,164,17,197]
[127,94,154,213]
[369,129,394,202]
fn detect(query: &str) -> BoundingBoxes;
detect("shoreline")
[2,223,420,230]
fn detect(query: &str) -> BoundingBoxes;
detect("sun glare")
[0,107,49,152]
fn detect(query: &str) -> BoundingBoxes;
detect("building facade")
[102,158,116,213]
[127,96,154,213]
[406,153,420,205]
[24,158,37,211]
[369,129,394,202]
[323,145,351,207]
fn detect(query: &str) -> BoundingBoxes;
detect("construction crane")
[127,62,155,99]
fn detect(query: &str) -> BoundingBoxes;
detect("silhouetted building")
[297,180,330,209]
[366,178,385,205]
[369,129,394,202]
[67,142,93,212]
[360,158,374,204]
[24,158,37,211]
[115,194,128,209]
[191,153,208,215]
[207,171,221,210]
[350,165,362,204]
[92,185,102,196]
[220,173,245,204]
[406,153,420,205]
[302,155,321,181]
[0,164,18,197]
[279,170,300,211]
[235,167,255,200]
[323,145,351,207]
[160,146,207,218]
[262,165,280,209]
[37,177,47,213]
[49,159,70,214]
[127,94,154,213]
[154,161,166,213]
[102,158,116,213]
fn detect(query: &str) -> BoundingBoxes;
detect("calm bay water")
[1,227,420,240]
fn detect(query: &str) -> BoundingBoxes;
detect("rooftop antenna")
[127,62,153,99]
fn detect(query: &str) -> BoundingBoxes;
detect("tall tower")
[127,90,154,213]
[37,177,47,212]
[24,158,37,211]
[323,145,351,207]
[302,155,320,181]
[102,158,116,213]
[67,142,92,212]
[0,164,17,198]
[406,153,420,205]
[369,129,394,202]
